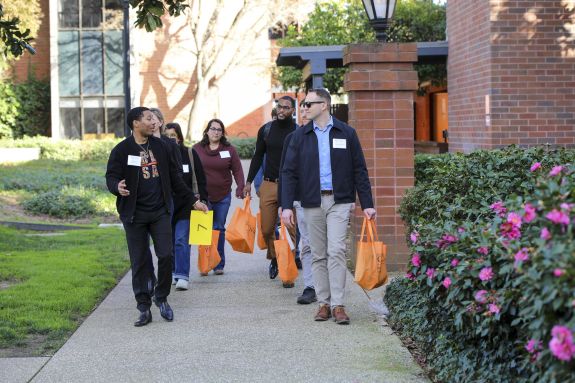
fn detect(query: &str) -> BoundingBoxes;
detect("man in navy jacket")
[106,107,207,326]
[281,89,376,324]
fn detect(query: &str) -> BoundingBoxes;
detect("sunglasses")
[301,101,325,108]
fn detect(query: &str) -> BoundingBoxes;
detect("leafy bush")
[228,137,256,159]
[0,77,50,138]
[22,186,106,218]
[386,147,575,382]
[0,136,120,160]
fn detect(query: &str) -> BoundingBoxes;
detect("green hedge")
[0,136,121,161]
[228,137,256,159]
[386,147,575,382]
[0,78,50,139]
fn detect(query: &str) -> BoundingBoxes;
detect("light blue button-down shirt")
[313,116,334,191]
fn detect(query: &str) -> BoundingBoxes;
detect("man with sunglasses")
[280,89,376,325]
[244,96,298,287]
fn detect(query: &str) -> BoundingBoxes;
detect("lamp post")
[361,0,397,42]
[122,0,131,137]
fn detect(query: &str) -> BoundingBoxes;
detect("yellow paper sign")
[189,210,214,245]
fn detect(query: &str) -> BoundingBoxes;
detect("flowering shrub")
[386,147,575,382]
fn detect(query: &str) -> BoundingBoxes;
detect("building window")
[58,0,124,138]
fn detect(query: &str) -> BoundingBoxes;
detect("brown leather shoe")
[332,306,350,325]
[314,304,331,321]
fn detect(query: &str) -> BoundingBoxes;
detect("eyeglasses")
[209,127,223,133]
[276,104,293,110]
[301,101,325,109]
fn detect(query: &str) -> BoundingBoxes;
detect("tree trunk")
[186,79,209,141]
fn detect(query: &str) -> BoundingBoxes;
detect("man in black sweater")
[105,107,207,326]
[244,96,297,286]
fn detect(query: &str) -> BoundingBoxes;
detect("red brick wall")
[11,0,51,82]
[448,0,575,151]
[344,43,418,271]
[447,0,492,152]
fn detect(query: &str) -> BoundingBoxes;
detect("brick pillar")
[343,43,418,271]
[448,0,575,151]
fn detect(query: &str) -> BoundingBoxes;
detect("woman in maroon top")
[193,119,245,274]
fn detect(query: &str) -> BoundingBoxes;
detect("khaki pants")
[304,195,353,307]
[259,180,296,259]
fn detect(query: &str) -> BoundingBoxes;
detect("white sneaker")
[172,277,177,285]
[175,279,188,290]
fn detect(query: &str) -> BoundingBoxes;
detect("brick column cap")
[343,42,417,65]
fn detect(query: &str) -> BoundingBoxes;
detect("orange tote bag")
[198,230,221,274]
[354,219,388,290]
[274,224,298,284]
[256,212,267,250]
[225,196,256,254]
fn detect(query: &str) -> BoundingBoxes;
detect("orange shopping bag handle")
[279,224,288,241]
[243,195,252,214]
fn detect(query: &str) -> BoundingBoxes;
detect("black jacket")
[172,145,208,223]
[105,135,195,223]
[280,117,374,210]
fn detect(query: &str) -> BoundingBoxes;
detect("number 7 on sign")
[189,210,214,245]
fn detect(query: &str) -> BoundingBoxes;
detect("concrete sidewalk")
[1,161,427,382]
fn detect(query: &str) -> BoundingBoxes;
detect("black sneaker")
[295,257,302,270]
[297,287,317,304]
[269,259,278,279]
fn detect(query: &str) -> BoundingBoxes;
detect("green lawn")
[0,225,129,356]
[0,159,116,222]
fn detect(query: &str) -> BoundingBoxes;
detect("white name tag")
[333,138,347,149]
[183,164,189,173]
[219,150,231,158]
[127,155,141,166]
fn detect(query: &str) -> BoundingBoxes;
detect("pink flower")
[526,339,542,354]
[549,165,564,176]
[490,201,507,217]
[549,325,575,362]
[488,303,500,314]
[500,222,522,240]
[523,203,536,223]
[514,247,529,267]
[442,277,452,289]
[546,209,570,225]
[410,231,419,244]
[405,272,416,280]
[553,268,564,277]
[507,212,523,228]
[411,253,421,267]
[479,267,494,282]
[540,227,552,240]
[426,268,436,280]
[451,259,460,267]
[560,203,573,212]
[457,227,465,233]
[530,162,541,172]
[474,290,488,304]
[477,247,489,255]
[436,234,458,249]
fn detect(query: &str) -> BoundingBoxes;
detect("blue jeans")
[172,219,191,281]
[210,193,232,270]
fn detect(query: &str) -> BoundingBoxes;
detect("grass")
[0,159,116,223]
[0,225,129,356]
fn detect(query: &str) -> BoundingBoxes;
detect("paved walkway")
[1,161,427,383]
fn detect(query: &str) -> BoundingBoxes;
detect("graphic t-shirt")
[136,147,164,212]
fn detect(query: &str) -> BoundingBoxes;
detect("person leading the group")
[105,107,208,327]
[280,89,375,324]
[243,96,297,285]
[193,118,245,275]
[164,122,208,289]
